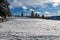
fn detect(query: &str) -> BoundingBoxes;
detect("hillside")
[0,18,60,40]
[0,18,60,35]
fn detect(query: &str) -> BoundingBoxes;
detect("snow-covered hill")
[0,18,60,40]
[0,18,60,35]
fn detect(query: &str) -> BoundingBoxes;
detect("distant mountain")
[49,16,60,20]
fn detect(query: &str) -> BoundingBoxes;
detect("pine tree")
[42,15,45,18]
[0,3,6,18]
[21,11,24,17]
[37,14,40,18]
[0,0,12,18]
[5,0,12,17]
[35,13,38,18]
[31,11,34,18]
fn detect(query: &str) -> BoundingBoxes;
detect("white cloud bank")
[9,0,55,9]
[52,0,60,7]
[9,0,60,9]
[30,9,35,11]
[57,11,60,16]
[22,6,27,10]
[44,11,52,17]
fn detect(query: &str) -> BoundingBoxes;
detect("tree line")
[31,11,45,18]
[15,11,45,19]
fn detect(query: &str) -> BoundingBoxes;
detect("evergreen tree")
[0,4,6,18]
[37,14,40,18]
[0,0,12,18]
[21,11,24,17]
[42,15,45,18]
[35,13,38,18]
[31,11,34,18]
[5,0,12,17]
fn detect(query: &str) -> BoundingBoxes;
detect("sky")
[8,0,60,16]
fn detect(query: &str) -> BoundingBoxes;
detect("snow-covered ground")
[0,18,60,40]
[0,18,60,35]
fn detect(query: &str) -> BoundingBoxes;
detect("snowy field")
[0,18,60,40]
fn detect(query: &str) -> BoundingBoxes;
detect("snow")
[0,18,60,36]
[0,39,6,40]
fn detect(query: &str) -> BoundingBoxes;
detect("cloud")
[57,11,60,16]
[35,11,41,14]
[30,9,35,11]
[52,0,60,7]
[58,11,60,13]
[9,5,14,9]
[44,11,58,16]
[9,0,53,9]
[44,11,50,15]
[22,6,27,9]
[44,11,52,17]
